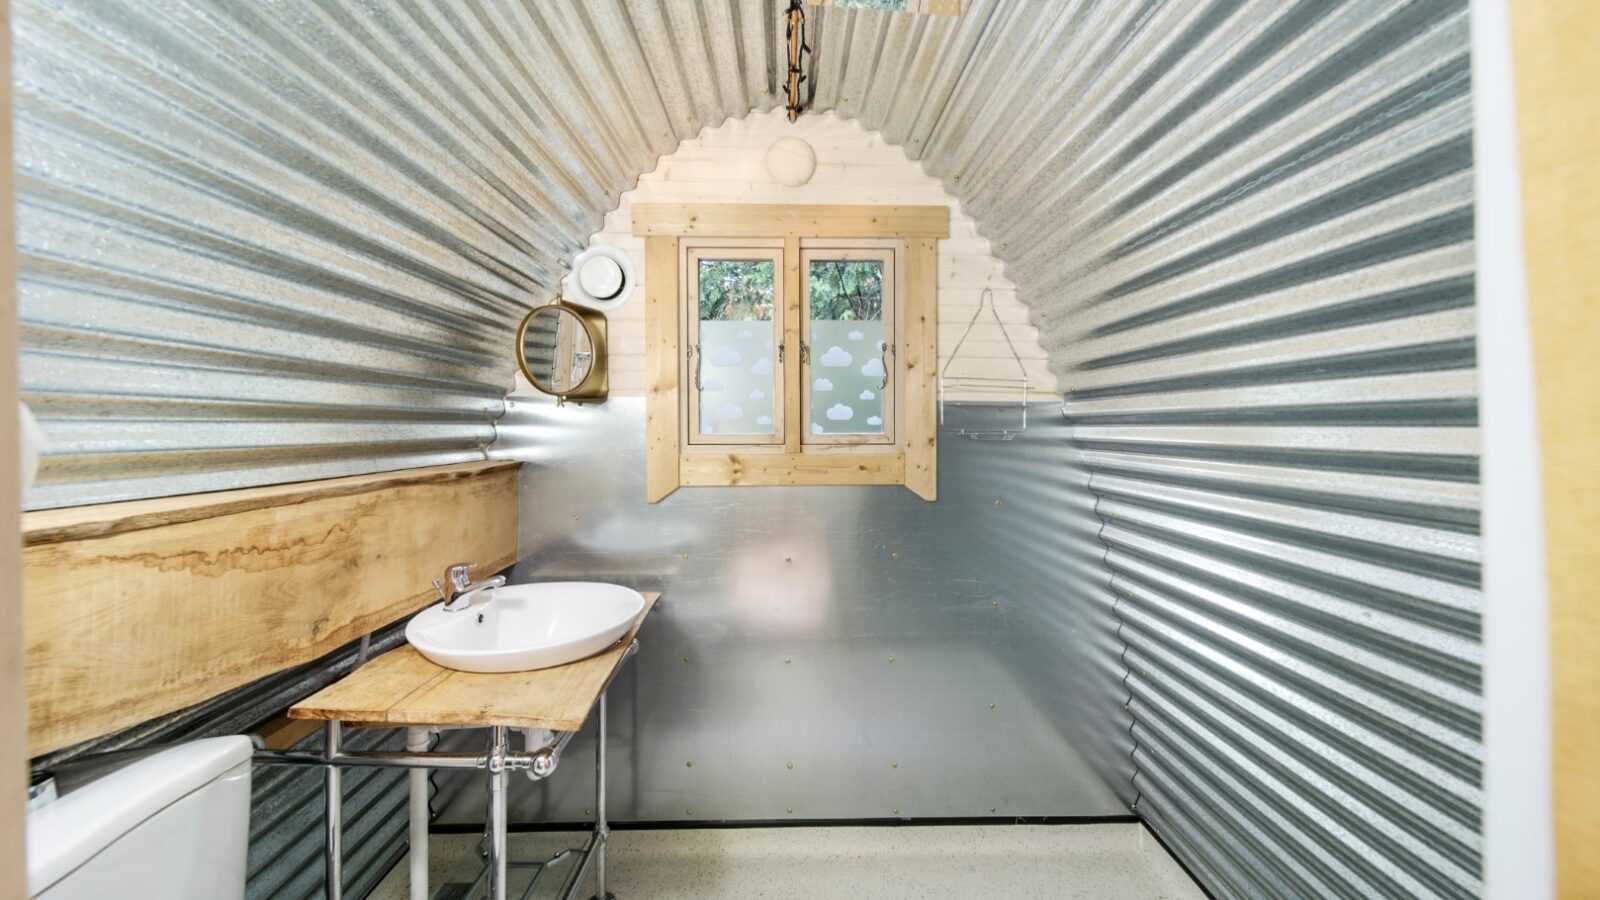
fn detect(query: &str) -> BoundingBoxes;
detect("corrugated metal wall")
[13,1,1478,897]
[249,726,413,900]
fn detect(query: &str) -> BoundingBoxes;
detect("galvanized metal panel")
[428,397,1127,825]
[13,1,1478,897]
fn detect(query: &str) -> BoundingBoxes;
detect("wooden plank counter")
[290,593,657,732]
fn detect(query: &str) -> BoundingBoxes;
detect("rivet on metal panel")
[891,761,898,768]
[784,658,791,664]
[585,809,592,817]
[685,809,693,816]
[686,761,693,768]
[890,552,900,560]
[787,762,794,770]
[682,656,690,663]
[994,499,1003,508]
[888,657,896,663]
[893,808,900,815]
[990,806,996,813]
[992,600,999,608]
[787,807,794,814]
[785,556,792,563]
[988,703,996,710]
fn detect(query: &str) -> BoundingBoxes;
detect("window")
[801,247,894,445]
[687,246,784,445]
[636,203,948,501]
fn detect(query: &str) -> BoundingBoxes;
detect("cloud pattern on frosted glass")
[694,320,885,437]
[697,321,774,435]
[809,320,886,437]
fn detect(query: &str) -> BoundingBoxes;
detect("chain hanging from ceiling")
[785,0,811,121]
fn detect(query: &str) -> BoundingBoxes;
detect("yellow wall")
[1509,1,1600,895]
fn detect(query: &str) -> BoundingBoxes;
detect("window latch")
[778,341,785,364]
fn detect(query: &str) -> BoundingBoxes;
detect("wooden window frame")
[636,203,948,502]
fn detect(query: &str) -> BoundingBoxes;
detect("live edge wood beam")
[21,460,519,757]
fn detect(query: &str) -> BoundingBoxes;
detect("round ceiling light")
[766,136,817,187]
[565,245,635,312]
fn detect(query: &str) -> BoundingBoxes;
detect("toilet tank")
[27,736,254,900]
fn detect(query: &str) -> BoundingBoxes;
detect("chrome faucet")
[435,562,506,612]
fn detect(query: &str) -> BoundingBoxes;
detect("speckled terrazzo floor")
[368,824,1206,900]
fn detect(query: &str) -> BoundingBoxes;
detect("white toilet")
[26,736,254,899]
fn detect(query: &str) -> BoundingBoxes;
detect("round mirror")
[517,306,596,396]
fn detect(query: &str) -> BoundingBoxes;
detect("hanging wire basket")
[938,288,1030,440]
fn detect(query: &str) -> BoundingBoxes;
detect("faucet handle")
[444,562,477,590]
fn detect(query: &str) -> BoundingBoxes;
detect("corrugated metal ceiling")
[13,1,1477,897]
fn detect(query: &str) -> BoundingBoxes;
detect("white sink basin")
[406,582,646,673]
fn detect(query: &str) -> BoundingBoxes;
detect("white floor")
[369,824,1206,900]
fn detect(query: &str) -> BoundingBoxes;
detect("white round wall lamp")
[564,245,636,312]
[766,136,817,187]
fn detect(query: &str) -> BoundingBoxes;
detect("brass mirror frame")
[516,302,609,404]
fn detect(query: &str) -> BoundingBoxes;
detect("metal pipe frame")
[253,640,638,900]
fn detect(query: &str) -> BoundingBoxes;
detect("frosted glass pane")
[698,259,775,436]
[808,260,885,437]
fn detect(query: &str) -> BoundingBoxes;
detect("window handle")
[691,343,703,392]
[778,341,785,364]
[879,340,890,389]
[800,342,811,365]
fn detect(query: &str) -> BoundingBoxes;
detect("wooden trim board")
[680,452,904,487]
[291,593,658,732]
[902,238,939,500]
[645,236,680,503]
[632,203,950,239]
[23,461,512,546]
[22,460,518,756]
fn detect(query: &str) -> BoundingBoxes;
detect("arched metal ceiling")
[14,1,1477,898]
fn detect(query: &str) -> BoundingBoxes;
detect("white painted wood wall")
[555,110,1057,402]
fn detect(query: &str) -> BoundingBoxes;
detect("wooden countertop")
[289,592,657,732]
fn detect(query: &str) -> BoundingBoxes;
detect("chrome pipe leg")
[406,727,430,900]
[487,726,510,900]
[324,721,343,900]
[594,691,611,900]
